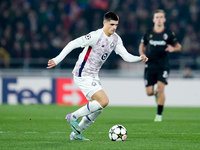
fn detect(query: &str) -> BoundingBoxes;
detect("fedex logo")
[2,77,87,105]
[56,78,87,105]
[2,78,55,105]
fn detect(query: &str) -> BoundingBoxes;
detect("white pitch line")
[24,132,37,134]
[49,132,67,134]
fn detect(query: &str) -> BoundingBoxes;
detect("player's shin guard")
[71,100,103,120]
[79,109,103,133]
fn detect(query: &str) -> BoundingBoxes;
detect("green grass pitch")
[0,105,200,150]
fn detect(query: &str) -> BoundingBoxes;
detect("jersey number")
[162,71,168,78]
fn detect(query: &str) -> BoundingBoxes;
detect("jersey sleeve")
[52,31,98,65]
[141,33,148,45]
[168,31,178,46]
[114,36,142,62]
[76,31,98,48]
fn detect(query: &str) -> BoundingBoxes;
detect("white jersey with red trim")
[72,28,119,77]
[52,28,142,77]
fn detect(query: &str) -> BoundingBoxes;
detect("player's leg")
[69,90,108,126]
[68,91,107,139]
[146,85,158,104]
[69,89,108,120]
[154,69,169,122]
[79,109,103,133]
[157,81,165,105]
[69,91,106,140]
[154,81,165,122]
[146,86,157,96]
[91,89,109,107]
[144,68,157,97]
[66,76,107,134]
[66,97,104,134]
[75,90,107,133]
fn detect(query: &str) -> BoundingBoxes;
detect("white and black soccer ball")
[109,124,127,141]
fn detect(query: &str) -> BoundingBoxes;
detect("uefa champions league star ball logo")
[85,34,91,40]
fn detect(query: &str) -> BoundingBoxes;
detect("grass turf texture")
[0,105,199,150]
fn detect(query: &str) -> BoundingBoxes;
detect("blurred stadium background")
[1,0,200,77]
[0,0,200,106]
[1,1,200,148]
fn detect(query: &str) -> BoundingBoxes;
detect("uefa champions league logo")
[85,34,91,40]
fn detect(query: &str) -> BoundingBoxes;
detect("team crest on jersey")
[110,42,114,49]
[163,33,168,40]
[149,34,153,38]
[85,34,91,40]
[101,53,108,60]
[91,82,97,86]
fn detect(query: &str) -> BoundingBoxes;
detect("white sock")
[71,100,103,120]
[79,109,103,133]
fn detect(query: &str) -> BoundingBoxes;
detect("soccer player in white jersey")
[47,11,148,140]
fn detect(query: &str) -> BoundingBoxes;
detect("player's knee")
[157,87,164,94]
[146,91,154,96]
[158,89,164,95]
[101,98,109,108]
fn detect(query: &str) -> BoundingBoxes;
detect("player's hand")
[47,59,56,69]
[140,55,148,62]
[165,44,174,52]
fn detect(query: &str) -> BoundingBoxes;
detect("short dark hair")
[104,11,119,21]
[153,9,166,18]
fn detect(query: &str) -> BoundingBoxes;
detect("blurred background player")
[139,9,181,122]
[47,11,148,140]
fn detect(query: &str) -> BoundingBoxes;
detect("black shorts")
[144,68,169,87]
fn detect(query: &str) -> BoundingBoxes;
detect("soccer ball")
[109,124,127,141]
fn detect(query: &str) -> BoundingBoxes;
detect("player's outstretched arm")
[46,37,85,69]
[140,54,148,62]
[165,43,182,52]
[47,59,56,69]
[115,37,147,63]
